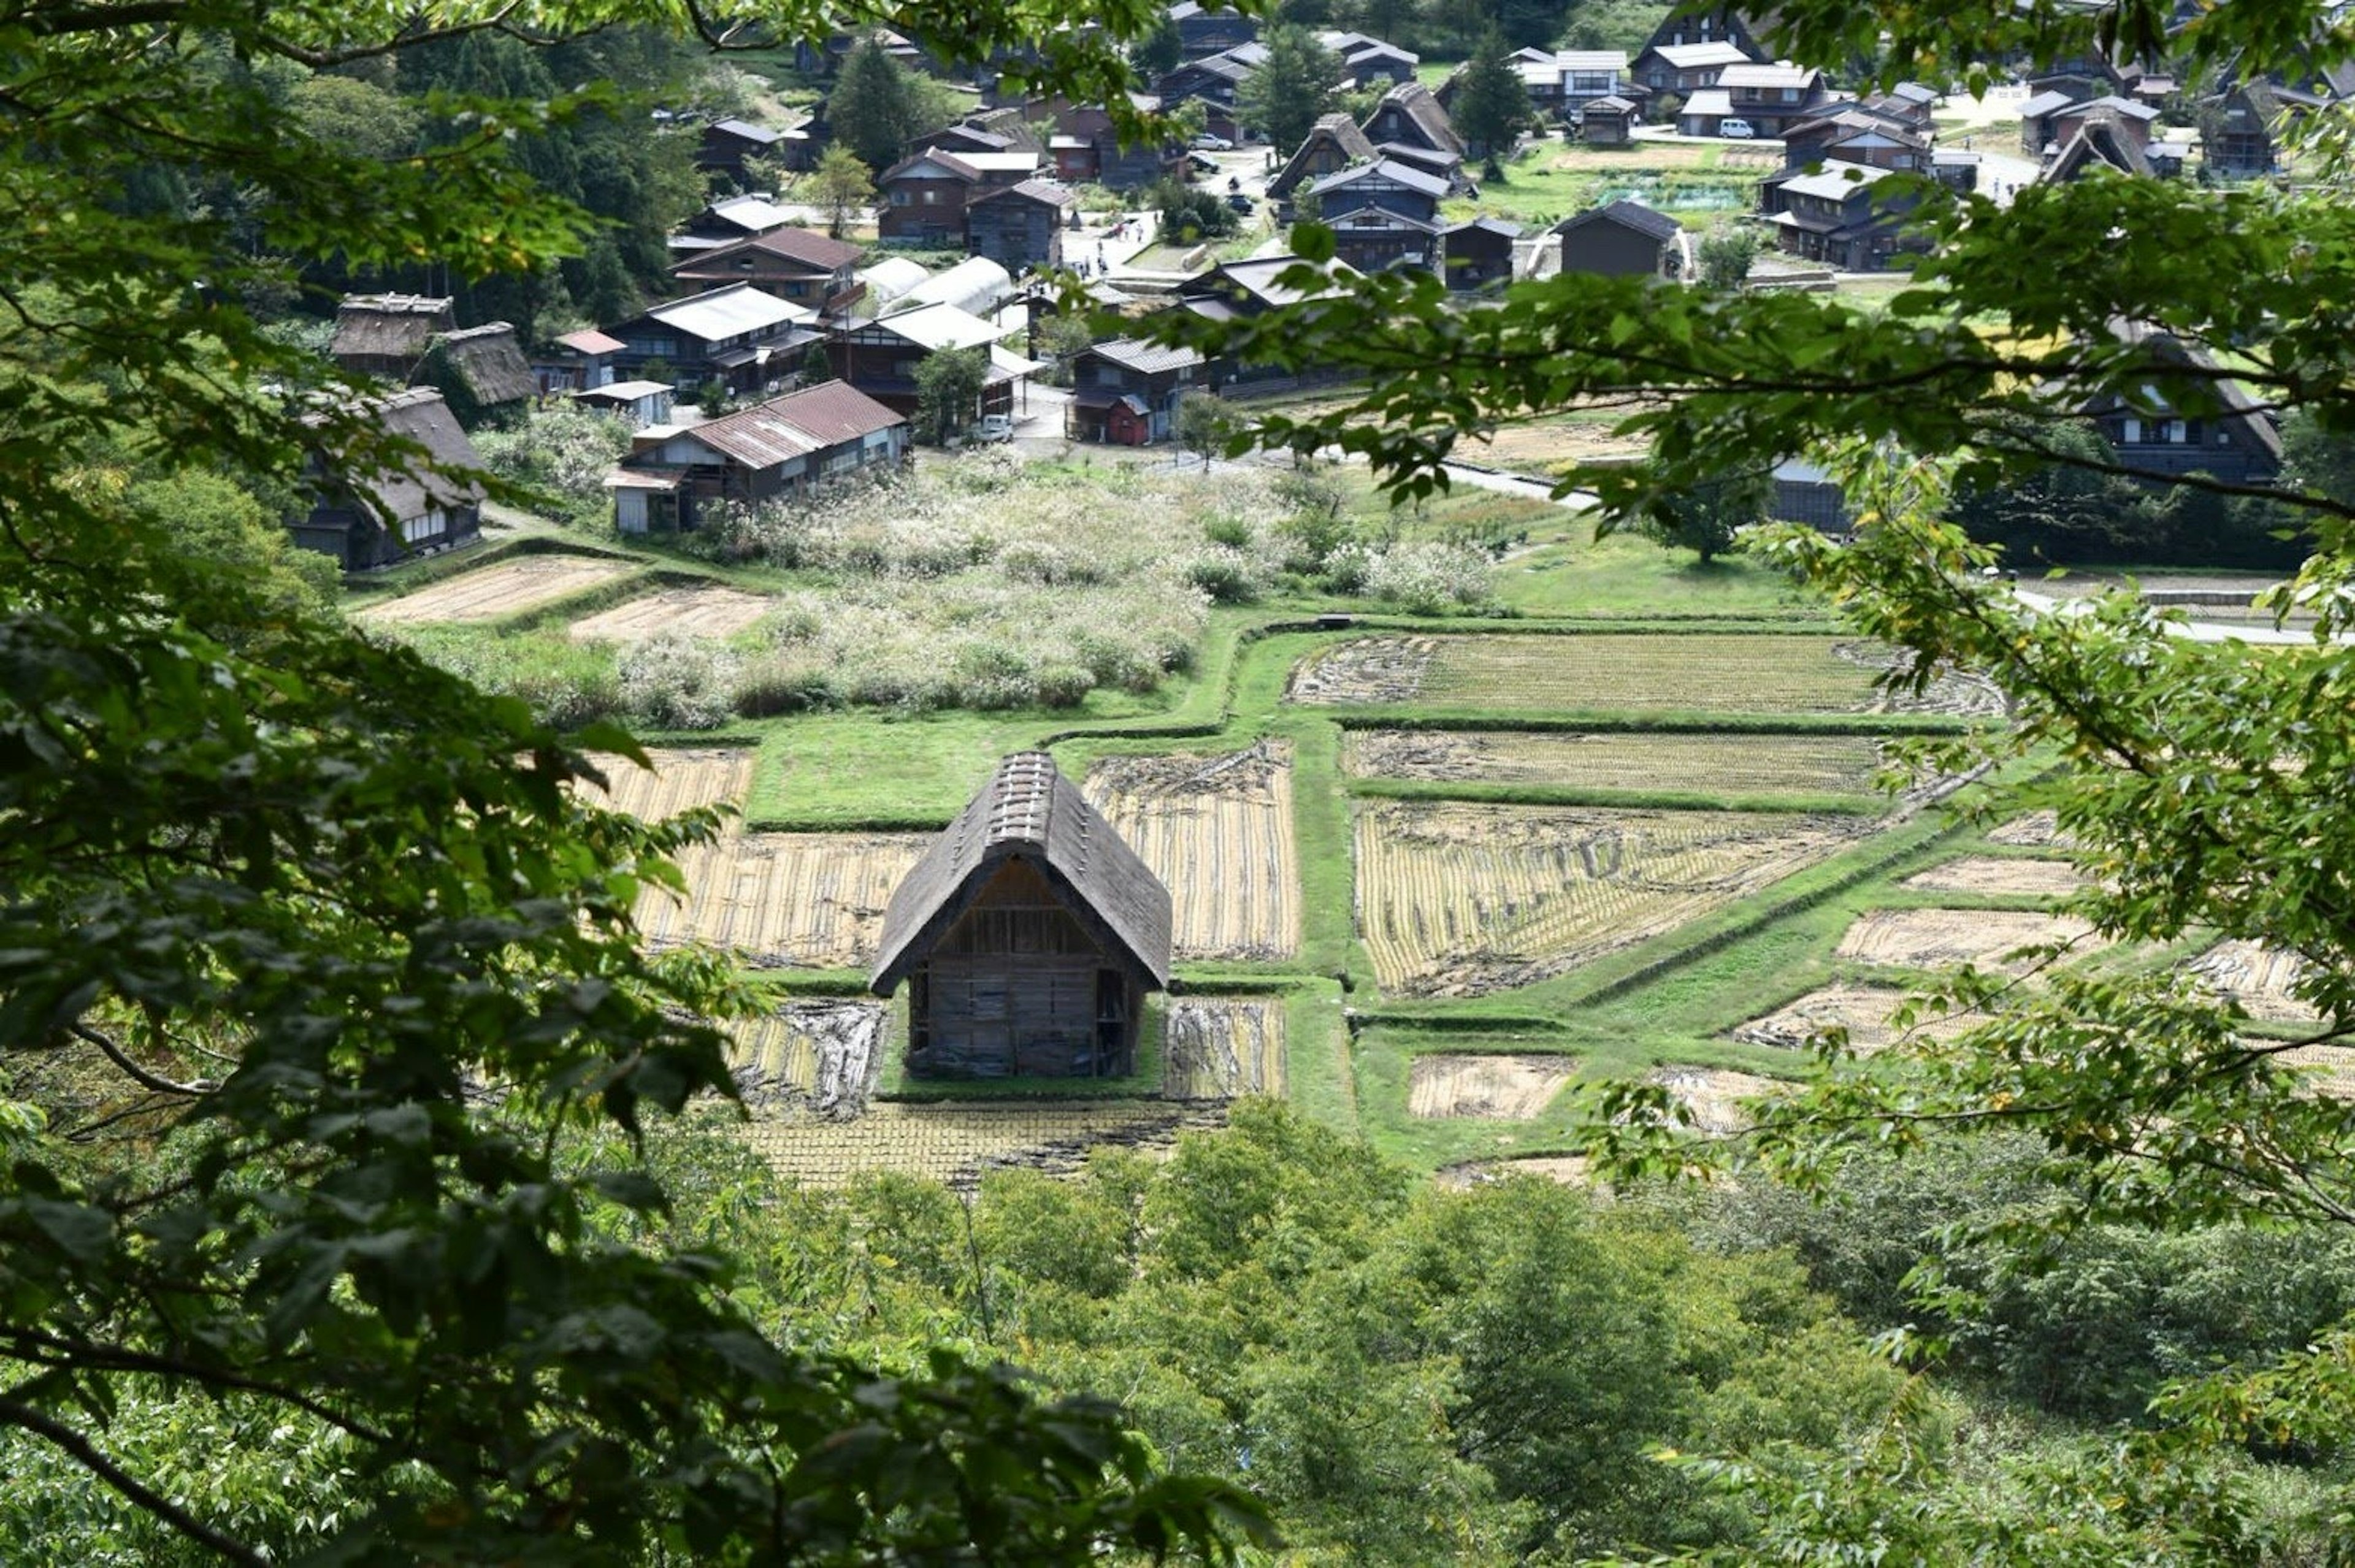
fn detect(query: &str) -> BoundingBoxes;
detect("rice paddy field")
[359,451,2278,1182]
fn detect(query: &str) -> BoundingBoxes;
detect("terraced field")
[1292,634,2004,716]
[730,1000,887,1114]
[1732,984,1988,1054]
[1355,801,1871,995]
[356,553,632,624]
[1901,855,2086,897]
[1407,1053,1578,1119]
[1084,744,1300,961]
[1163,998,1287,1098]
[580,748,757,821]
[2192,940,2318,1022]
[1834,908,2102,976]
[570,584,773,643]
[739,1100,1225,1190]
[1344,728,1888,795]
[638,832,927,969]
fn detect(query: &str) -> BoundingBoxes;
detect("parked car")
[1189,132,1234,150]
[974,413,1014,443]
[1719,118,1756,139]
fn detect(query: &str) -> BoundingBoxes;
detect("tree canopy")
[1236,25,1344,156]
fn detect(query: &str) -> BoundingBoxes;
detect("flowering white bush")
[1363,541,1495,615]
[619,632,740,731]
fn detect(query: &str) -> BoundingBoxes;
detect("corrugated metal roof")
[1720,61,1818,88]
[647,283,814,343]
[870,752,1173,993]
[1778,160,1891,201]
[869,301,1003,351]
[556,328,626,356]
[1087,337,1204,374]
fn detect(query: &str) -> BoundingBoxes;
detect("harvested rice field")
[1343,729,1888,795]
[1988,811,2076,848]
[2273,1045,2355,1097]
[738,1100,1226,1190]
[1162,997,1287,1099]
[1290,633,2005,716]
[1900,855,2086,897]
[1435,1155,1592,1189]
[356,553,632,625]
[638,832,927,968]
[730,1000,887,1115]
[1355,801,1871,996]
[570,584,773,643]
[1651,1066,1786,1134]
[2192,940,2319,1022]
[1731,983,1985,1054]
[580,748,756,821]
[1407,1053,1579,1119]
[1084,744,1300,960]
[1834,908,2102,975]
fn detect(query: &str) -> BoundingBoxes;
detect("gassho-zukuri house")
[869,752,1173,1080]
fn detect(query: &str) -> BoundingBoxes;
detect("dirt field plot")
[1834,908,2102,975]
[1344,729,1887,795]
[580,748,756,820]
[1292,634,2000,716]
[638,832,926,968]
[570,584,772,643]
[731,1000,887,1115]
[1163,998,1287,1098]
[740,1100,1225,1189]
[356,554,632,625]
[1408,1053,1579,1119]
[1731,984,1983,1053]
[1901,856,2086,897]
[1084,745,1299,960]
[1436,1155,1591,1189]
[1356,801,1869,995]
[1988,811,2077,848]
[1651,1066,1786,1134]
[2192,940,2318,1023]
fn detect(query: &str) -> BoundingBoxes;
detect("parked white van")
[1719,118,1757,139]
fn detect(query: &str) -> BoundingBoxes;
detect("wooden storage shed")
[870,753,1172,1080]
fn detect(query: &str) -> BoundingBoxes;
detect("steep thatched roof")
[331,293,454,369]
[421,322,536,408]
[870,752,1172,993]
[310,388,487,527]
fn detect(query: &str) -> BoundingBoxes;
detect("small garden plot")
[730,1000,886,1115]
[1901,856,2086,898]
[1356,801,1870,996]
[1988,810,2077,847]
[738,1100,1224,1190]
[356,553,631,625]
[1162,998,1287,1099]
[1731,984,1982,1054]
[1834,908,2102,976]
[1344,729,1888,795]
[1408,1053,1579,1119]
[2192,940,2318,1023]
[579,748,755,821]
[1293,633,1989,715]
[1084,744,1300,960]
[1651,1066,1786,1134]
[570,584,772,644]
[638,832,927,968]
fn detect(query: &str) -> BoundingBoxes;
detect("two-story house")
[1628,40,1751,107]
[602,283,821,392]
[289,388,484,570]
[1780,109,1931,173]
[1176,254,1358,388]
[603,380,909,534]
[1360,82,1465,161]
[670,227,867,319]
[966,180,1074,272]
[2081,323,2284,486]
[1268,113,1378,209]
[829,300,1020,418]
[1065,338,1203,443]
[1637,5,1765,58]
[1306,159,1446,227]
[1318,30,1419,88]
[1555,51,1633,120]
[1713,61,1836,137]
[876,148,985,246]
[1763,159,1918,270]
[1167,1,1257,59]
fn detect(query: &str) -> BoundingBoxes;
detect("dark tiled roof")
[1553,199,1682,243]
[871,752,1173,992]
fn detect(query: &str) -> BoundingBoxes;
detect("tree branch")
[68,1022,209,1098]
[0,1396,267,1566]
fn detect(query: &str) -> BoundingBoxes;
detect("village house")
[409,322,537,428]
[1497,46,1568,118]
[870,751,1171,1081]
[1577,95,1642,146]
[570,379,675,430]
[1771,458,1851,532]
[1780,108,1931,172]
[1153,42,1267,139]
[876,148,986,245]
[670,226,867,318]
[1629,39,1751,104]
[1714,61,1837,137]
[2081,323,2284,486]
[1360,81,1465,162]
[1551,201,1690,279]
[1555,50,1634,120]
[1176,254,1358,388]
[698,118,810,185]
[1065,338,1203,444]
[672,193,799,256]
[330,293,453,381]
[602,282,821,392]
[1167,1,1257,59]
[1319,30,1419,88]
[1038,96,1180,188]
[1306,158,1447,228]
[1327,207,1442,274]
[965,180,1074,272]
[827,300,1025,419]
[289,388,484,571]
[1763,159,1918,271]
[1268,113,1378,209]
[2044,112,2163,182]
[532,327,626,394]
[1441,216,1521,290]
[602,380,908,534]
[2024,94,2159,157]
[1638,4,1764,59]
[2202,80,2283,176]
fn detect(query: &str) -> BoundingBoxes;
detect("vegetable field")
[1084,744,1300,960]
[637,832,927,968]
[1344,728,1888,795]
[570,584,773,643]
[1900,856,2086,897]
[1407,1053,1578,1119]
[1355,801,1870,995]
[356,553,632,624]
[581,748,756,821]
[1292,634,2002,715]
[1732,984,1986,1054]
[730,1000,887,1115]
[1833,908,2102,975]
[1163,998,1287,1098]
